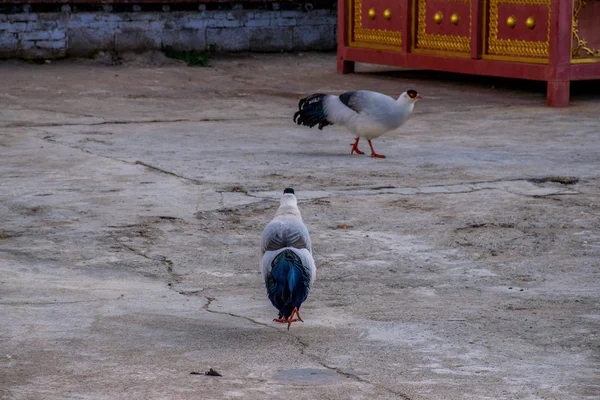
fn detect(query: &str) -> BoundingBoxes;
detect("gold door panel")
[484,0,551,63]
[349,0,404,51]
[413,0,472,56]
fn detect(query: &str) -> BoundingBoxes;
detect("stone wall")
[0,4,336,59]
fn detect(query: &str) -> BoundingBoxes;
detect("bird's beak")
[416,94,422,100]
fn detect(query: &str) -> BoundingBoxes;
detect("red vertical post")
[470,0,484,59]
[546,0,573,107]
[337,0,355,74]
[402,0,412,55]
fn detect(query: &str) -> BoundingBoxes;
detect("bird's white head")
[280,187,298,208]
[398,89,422,104]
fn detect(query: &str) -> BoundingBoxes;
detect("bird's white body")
[322,90,415,140]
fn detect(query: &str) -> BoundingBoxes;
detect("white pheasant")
[261,188,316,329]
[293,89,421,158]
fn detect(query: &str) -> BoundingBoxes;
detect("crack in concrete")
[0,103,105,127]
[42,135,97,157]
[38,132,141,173]
[319,361,412,400]
[201,296,273,328]
[248,177,581,200]
[38,133,205,187]
[111,236,181,283]
[0,297,126,306]
[201,295,412,398]
[2,116,288,129]
[293,334,413,399]
[133,161,203,185]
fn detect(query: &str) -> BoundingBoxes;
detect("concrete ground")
[0,52,599,400]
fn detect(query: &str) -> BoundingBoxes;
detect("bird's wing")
[338,91,365,113]
[261,216,312,254]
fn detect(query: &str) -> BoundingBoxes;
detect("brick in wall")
[250,26,293,52]
[206,27,249,52]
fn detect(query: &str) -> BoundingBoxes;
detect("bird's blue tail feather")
[266,249,311,320]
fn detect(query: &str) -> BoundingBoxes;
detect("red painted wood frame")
[337,0,600,106]
[0,0,296,3]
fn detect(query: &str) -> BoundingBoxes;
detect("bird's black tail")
[293,93,333,130]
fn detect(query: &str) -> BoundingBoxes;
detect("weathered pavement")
[1,52,599,400]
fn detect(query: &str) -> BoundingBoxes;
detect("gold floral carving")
[572,0,600,60]
[351,0,402,48]
[486,0,551,59]
[415,0,471,53]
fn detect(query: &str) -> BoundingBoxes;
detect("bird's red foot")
[273,308,303,330]
[368,140,386,158]
[273,316,298,323]
[350,137,365,155]
[289,308,303,323]
[351,147,365,155]
[287,308,303,330]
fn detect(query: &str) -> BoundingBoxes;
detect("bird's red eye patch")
[407,89,418,98]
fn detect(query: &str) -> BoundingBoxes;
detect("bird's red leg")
[289,308,303,323]
[350,137,365,155]
[367,140,385,158]
[287,308,302,330]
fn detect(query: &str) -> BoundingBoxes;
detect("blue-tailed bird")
[261,188,316,329]
[293,89,421,158]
